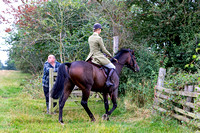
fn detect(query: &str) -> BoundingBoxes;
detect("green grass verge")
[0,70,194,133]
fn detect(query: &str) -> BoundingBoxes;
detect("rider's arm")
[98,37,112,58]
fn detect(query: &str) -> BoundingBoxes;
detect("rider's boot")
[106,68,115,87]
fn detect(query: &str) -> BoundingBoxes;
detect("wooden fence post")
[49,68,54,114]
[157,68,166,87]
[49,68,59,114]
[153,68,166,113]
[183,85,194,112]
[113,36,119,55]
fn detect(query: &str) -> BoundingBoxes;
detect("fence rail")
[153,68,200,128]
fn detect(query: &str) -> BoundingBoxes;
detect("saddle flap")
[86,59,109,76]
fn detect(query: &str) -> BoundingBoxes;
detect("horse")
[51,49,140,124]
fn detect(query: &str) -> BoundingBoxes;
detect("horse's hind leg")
[81,88,95,121]
[59,79,74,124]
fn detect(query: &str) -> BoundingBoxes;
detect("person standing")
[86,23,117,87]
[42,55,60,113]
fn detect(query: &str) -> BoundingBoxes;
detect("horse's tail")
[51,63,71,99]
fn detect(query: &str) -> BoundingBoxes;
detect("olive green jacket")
[86,32,112,65]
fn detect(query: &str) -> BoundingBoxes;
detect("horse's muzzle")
[134,64,140,72]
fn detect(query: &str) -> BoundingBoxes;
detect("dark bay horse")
[51,49,139,124]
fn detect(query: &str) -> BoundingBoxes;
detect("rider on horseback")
[86,23,117,87]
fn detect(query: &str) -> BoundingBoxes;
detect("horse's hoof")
[91,118,96,122]
[59,120,64,125]
[102,114,109,121]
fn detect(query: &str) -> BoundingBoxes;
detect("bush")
[164,69,199,90]
[118,45,160,107]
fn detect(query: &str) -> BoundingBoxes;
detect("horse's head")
[112,49,140,72]
[125,50,140,72]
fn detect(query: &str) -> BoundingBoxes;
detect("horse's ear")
[128,48,131,53]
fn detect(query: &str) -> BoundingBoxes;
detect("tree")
[5,59,16,70]
[127,0,200,70]
[5,0,92,73]
[0,60,4,70]
[87,0,137,50]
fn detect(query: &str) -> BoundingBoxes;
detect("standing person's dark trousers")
[43,86,49,113]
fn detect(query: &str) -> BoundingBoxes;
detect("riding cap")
[93,23,102,30]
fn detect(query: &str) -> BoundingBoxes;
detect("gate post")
[153,68,166,113]
[49,68,54,114]
[183,85,194,112]
[113,36,119,55]
[157,68,166,87]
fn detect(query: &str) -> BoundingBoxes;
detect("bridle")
[113,50,137,71]
[126,50,137,72]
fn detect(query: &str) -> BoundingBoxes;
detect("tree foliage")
[5,59,16,70]
[0,60,4,70]
[128,0,200,70]
[0,59,16,70]
[4,0,92,73]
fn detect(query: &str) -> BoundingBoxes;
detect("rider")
[86,23,116,87]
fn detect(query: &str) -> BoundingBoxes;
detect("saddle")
[86,58,109,77]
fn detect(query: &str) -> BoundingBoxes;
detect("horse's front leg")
[107,89,118,115]
[102,93,109,120]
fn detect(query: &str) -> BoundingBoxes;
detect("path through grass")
[0,70,194,132]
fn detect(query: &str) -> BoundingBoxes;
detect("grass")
[0,70,195,133]
[0,70,29,98]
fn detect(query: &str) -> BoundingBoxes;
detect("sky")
[0,0,22,65]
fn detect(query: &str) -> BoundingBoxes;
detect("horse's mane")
[111,49,131,62]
